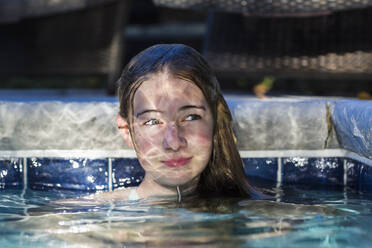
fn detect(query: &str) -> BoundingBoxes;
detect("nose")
[162,123,187,151]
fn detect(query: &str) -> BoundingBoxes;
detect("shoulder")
[82,187,136,203]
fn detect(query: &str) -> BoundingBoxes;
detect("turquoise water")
[1,186,372,248]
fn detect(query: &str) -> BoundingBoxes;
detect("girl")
[109,44,259,201]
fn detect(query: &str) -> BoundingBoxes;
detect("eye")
[184,114,201,121]
[144,119,161,126]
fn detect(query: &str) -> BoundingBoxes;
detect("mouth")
[162,157,192,168]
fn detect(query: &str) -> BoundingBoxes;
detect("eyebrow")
[136,105,206,118]
[136,109,163,118]
[178,105,206,111]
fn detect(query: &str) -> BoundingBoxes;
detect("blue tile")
[243,158,278,181]
[283,157,343,186]
[0,158,22,189]
[359,164,372,193]
[112,158,145,189]
[28,158,108,191]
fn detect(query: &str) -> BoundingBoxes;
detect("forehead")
[133,72,207,111]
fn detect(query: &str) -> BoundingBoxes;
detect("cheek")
[133,130,163,156]
[184,124,213,151]
[133,132,161,172]
[189,130,212,145]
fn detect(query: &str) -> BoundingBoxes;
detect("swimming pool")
[0,94,371,247]
[1,185,372,248]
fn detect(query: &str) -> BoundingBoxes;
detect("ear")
[116,114,134,148]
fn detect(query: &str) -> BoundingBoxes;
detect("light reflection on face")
[131,72,214,188]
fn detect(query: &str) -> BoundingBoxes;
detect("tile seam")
[276,158,282,202]
[108,158,112,191]
[23,157,27,190]
[343,158,347,186]
[276,158,282,187]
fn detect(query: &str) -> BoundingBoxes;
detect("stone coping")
[0,97,370,160]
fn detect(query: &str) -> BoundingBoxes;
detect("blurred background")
[0,0,372,98]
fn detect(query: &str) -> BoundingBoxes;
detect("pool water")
[1,186,372,248]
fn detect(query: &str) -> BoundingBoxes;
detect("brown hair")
[117,44,258,198]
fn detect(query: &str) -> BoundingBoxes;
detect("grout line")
[343,151,372,167]
[108,158,112,191]
[343,158,348,202]
[240,149,348,158]
[0,148,355,159]
[23,157,27,190]
[343,158,348,186]
[0,149,370,166]
[276,158,282,188]
[20,158,27,216]
[239,149,372,166]
[276,158,282,202]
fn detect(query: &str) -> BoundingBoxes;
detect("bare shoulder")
[83,187,134,203]
[29,188,136,215]
[53,188,134,205]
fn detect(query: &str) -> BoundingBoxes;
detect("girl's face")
[130,72,214,188]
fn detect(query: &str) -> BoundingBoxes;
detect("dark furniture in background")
[0,0,130,93]
[154,0,372,95]
[1,0,371,96]
[204,8,372,79]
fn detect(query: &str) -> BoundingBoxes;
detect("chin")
[157,175,195,187]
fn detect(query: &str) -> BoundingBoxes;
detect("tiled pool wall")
[0,155,144,191]
[243,151,372,191]
[1,150,372,192]
[0,98,371,192]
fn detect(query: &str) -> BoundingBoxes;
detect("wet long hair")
[117,44,258,198]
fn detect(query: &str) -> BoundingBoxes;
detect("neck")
[137,175,199,199]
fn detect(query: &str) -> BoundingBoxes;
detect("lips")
[162,157,192,167]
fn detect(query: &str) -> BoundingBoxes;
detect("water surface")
[1,186,371,248]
